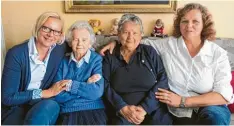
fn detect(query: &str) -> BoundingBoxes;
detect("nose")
[127,32,133,39]
[187,21,193,28]
[76,40,82,46]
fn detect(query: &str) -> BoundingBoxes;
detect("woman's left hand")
[155,88,181,107]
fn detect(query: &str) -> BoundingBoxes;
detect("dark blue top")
[1,39,68,118]
[1,40,69,119]
[53,51,105,113]
[103,44,170,118]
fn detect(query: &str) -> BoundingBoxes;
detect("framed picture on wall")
[65,0,177,13]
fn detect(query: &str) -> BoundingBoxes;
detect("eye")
[181,20,188,24]
[54,31,61,36]
[82,39,87,42]
[42,27,50,32]
[193,20,200,24]
[122,31,128,34]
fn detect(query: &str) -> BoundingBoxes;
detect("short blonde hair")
[32,11,64,39]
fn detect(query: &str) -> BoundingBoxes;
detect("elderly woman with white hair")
[53,21,106,125]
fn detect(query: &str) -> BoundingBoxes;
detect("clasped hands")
[42,74,101,98]
[120,105,146,124]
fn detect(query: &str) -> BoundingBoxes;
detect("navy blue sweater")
[103,44,172,124]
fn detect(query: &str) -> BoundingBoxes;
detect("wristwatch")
[179,97,186,108]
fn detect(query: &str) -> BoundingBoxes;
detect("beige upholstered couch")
[94,35,234,71]
[95,35,234,124]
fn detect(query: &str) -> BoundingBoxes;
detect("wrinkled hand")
[99,41,116,56]
[137,105,147,117]
[87,74,101,84]
[155,88,181,107]
[42,80,71,98]
[120,105,146,124]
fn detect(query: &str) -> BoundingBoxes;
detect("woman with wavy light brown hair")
[172,3,216,41]
[100,3,233,125]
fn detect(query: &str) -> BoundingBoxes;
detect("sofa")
[94,35,234,71]
[94,35,234,121]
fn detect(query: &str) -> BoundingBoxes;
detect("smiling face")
[71,28,91,57]
[118,21,142,50]
[180,9,203,41]
[36,17,62,48]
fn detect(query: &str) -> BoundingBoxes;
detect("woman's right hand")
[120,105,145,124]
[42,80,71,98]
[99,41,117,56]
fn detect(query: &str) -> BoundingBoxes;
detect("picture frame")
[65,0,177,13]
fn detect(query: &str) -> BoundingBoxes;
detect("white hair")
[66,20,96,45]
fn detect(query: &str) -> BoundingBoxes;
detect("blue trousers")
[2,99,60,125]
[173,105,231,125]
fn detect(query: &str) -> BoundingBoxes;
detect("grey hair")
[66,20,96,46]
[118,13,144,36]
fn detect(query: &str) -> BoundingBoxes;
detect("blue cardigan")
[53,50,105,113]
[1,39,67,107]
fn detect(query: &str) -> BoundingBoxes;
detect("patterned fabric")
[32,89,42,99]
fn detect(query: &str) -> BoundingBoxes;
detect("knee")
[199,105,231,125]
[38,99,60,120]
[43,99,60,113]
[24,100,60,125]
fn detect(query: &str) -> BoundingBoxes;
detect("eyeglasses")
[41,26,62,36]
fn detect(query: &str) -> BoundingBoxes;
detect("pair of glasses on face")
[41,26,62,36]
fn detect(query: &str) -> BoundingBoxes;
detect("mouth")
[44,37,54,42]
[126,41,133,43]
[186,30,194,32]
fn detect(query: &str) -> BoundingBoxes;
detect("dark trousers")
[2,99,60,125]
[173,105,231,125]
[59,109,107,125]
[108,108,173,125]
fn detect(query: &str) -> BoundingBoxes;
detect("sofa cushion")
[95,36,234,70]
[214,38,234,71]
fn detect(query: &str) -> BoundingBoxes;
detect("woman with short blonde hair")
[2,11,68,125]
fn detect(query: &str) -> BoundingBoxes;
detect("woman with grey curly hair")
[103,13,172,125]
[101,3,232,125]
[53,21,106,125]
